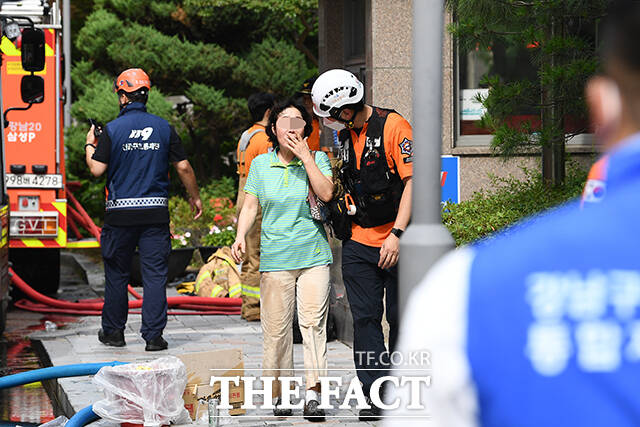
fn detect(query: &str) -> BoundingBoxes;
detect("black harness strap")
[337,107,404,228]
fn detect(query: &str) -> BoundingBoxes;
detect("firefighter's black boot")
[145,335,168,351]
[98,329,126,347]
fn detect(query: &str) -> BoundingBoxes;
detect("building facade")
[318,0,599,201]
[318,0,600,345]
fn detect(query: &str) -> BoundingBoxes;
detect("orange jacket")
[307,118,320,151]
[236,123,272,177]
[347,111,413,248]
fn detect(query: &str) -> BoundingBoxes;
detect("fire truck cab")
[1,0,70,296]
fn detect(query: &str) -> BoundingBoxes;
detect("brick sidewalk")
[27,253,381,426]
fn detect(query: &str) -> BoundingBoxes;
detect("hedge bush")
[442,162,589,246]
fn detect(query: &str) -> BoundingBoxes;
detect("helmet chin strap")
[333,109,357,129]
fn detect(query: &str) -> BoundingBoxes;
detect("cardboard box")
[182,383,198,418]
[179,349,246,419]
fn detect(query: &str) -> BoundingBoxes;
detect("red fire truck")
[1,1,93,301]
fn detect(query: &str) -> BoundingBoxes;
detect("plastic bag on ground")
[92,356,190,426]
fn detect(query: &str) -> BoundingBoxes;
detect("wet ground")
[1,313,60,424]
[1,252,378,426]
[0,253,99,425]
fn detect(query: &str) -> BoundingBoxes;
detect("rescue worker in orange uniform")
[296,77,321,152]
[312,69,413,421]
[235,92,275,321]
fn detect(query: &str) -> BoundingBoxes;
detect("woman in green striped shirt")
[231,99,334,421]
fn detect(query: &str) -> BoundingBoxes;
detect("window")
[454,17,600,147]
[343,0,366,65]
[458,40,538,139]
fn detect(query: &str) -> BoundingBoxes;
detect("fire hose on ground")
[1,361,115,427]
[10,267,242,315]
[66,405,100,427]
[0,361,126,389]
[1,363,110,427]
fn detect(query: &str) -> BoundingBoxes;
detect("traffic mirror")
[21,28,45,72]
[21,75,44,104]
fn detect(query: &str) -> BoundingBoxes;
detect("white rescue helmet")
[311,69,364,119]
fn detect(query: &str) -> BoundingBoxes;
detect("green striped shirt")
[244,150,333,271]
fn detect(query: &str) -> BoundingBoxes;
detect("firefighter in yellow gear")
[236,93,275,320]
[194,247,242,298]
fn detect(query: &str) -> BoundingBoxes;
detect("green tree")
[447,0,609,186]
[68,0,318,193]
[183,0,318,64]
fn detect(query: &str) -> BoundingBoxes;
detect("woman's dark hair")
[265,98,313,150]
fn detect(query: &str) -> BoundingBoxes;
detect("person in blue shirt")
[84,68,202,352]
[386,1,640,425]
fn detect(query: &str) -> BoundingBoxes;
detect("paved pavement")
[24,252,382,426]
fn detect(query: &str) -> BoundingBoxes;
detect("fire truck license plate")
[5,174,63,189]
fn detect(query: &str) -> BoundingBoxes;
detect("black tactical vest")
[338,107,404,228]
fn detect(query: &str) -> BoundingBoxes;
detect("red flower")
[214,214,223,222]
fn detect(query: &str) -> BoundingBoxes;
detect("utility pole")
[398,0,455,315]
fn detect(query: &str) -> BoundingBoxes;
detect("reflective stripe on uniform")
[195,270,211,292]
[242,283,260,298]
[229,283,241,298]
[210,285,225,297]
[105,197,168,210]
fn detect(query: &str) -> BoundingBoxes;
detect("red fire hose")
[66,189,101,239]
[13,300,240,316]
[67,214,84,240]
[10,268,242,316]
[127,285,143,299]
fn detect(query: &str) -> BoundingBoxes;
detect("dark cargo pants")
[342,239,399,397]
[101,223,170,341]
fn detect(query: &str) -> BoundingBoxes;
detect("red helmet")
[113,68,151,93]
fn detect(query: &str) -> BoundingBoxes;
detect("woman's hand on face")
[231,238,246,264]
[283,132,312,162]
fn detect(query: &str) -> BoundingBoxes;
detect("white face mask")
[322,117,346,132]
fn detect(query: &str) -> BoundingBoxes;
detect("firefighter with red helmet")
[85,68,202,351]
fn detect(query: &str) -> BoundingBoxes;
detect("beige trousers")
[260,265,330,397]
